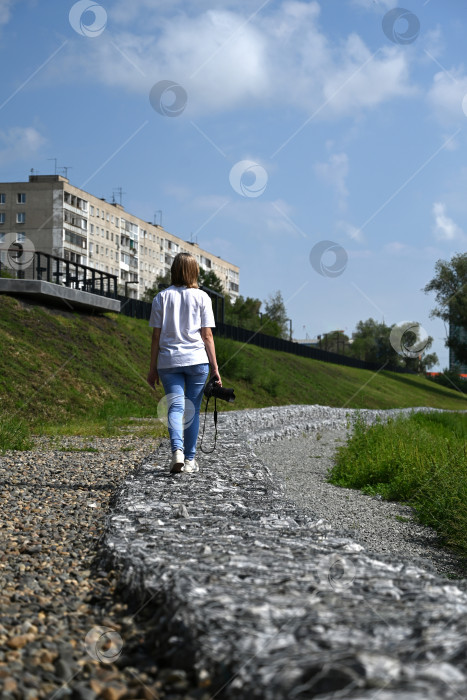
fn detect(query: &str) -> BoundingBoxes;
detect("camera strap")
[199,395,218,454]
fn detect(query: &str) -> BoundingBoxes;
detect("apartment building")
[0,175,240,299]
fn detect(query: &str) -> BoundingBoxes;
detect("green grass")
[329,412,467,555]
[0,294,466,452]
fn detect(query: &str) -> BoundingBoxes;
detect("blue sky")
[1,0,467,369]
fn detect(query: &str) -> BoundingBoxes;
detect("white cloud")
[427,67,467,125]
[191,194,231,210]
[55,1,416,119]
[432,201,466,242]
[350,0,397,10]
[0,126,45,165]
[0,0,16,26]
[315,153,349,210]
[383,241,408,254]
[338,220,364,242]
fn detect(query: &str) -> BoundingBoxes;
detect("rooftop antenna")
[58,166,72,179]
[48,158,58,175]
[154,210,162,227]
[112,187,125,206]
[30,168,38,176]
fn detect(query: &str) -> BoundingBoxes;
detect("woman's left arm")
[147,327,161,388]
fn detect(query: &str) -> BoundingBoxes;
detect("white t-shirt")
[149,285,216,368]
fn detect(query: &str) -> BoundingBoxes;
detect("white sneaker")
[170,449,185,473]
[183,458,199,473]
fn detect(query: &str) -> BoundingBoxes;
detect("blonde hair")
[171,252,199,288]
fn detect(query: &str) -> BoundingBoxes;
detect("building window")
[105,248,108,256]
[90,205,94,216]
[16,213,26,224]
[115,218,119,227]
[90,224,94,234]
[101,211,104,219]
[17,193,26,204]
[111,232,113,242]
[0,213,4,224]
[106,230,109,239]
[96,208,99,217]
[17,233,26,242]
[0,194,5,204]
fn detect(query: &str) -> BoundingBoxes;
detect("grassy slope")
[0,294,466,438]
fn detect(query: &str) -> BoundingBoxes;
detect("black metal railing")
[0,250,117,298]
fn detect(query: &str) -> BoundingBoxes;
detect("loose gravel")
[254,427,466,580]
[0,429,207,700]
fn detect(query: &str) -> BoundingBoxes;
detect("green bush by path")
[329,412,467,554]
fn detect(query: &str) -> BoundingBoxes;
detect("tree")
[225,295,262,331]
[348,318,398,365]
[141,269,171,302]
[424,253,467,366]
[319,330,350,354]
[347,318,436,371]
[263,290,289,339]
[199,268,224,294]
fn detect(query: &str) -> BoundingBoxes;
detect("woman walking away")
[146,252,222,474]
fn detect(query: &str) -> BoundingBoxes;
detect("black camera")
[204,377,235,403]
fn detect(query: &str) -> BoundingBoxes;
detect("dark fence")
[117,295,151,320]
[214,322,415,374]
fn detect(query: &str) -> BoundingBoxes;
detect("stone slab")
[0,278,120,313]
[102,406,467,699]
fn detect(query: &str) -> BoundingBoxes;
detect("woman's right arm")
[201,327,222,385]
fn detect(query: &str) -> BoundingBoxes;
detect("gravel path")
[0,428,206,700]
[254,427,466,580]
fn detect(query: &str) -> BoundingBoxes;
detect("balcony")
[64,201,88,218]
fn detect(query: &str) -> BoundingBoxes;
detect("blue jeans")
[158,363,209,460]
